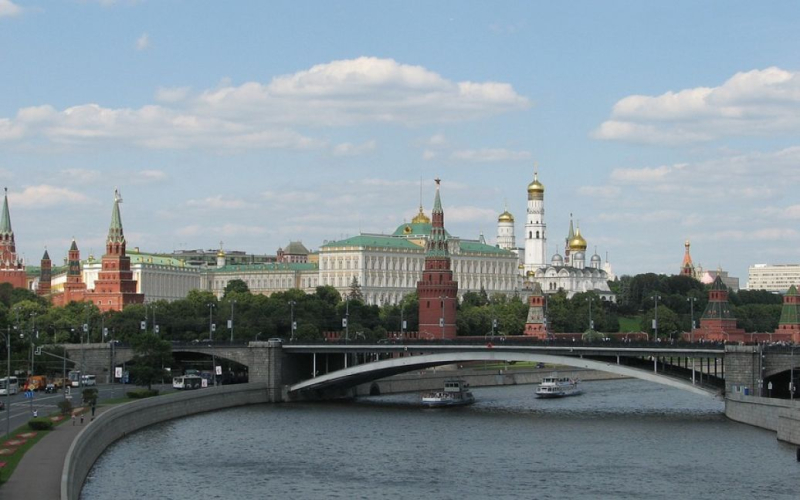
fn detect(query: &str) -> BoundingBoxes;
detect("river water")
[81,379,798,500]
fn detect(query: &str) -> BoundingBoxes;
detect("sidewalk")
[1,407,108,500]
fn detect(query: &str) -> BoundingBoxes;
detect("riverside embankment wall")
[355,366,626,396]
[725,392,800,445]
[62,383,269,500]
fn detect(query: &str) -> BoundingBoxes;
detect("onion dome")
[551,253,564,265]
[527,172,545,197]
[591,252,601,264]
[526,269,535,278]
[569,227,587,251]
[498,210,514,223]
[411,205,430,224]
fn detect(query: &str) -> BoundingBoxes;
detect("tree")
[348,277,364,301]
[129,332,172,390]
[223,279,250,298]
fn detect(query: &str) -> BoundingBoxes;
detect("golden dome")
[217,249,225,258]
[527,173,544,195]
[498,210,514,223]
[526,270,535,278]
[411,206,430,224]
[569,227,588,251]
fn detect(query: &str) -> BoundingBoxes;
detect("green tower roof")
[779,285,800,326]
[0,188,12,236]
[107,189,126,244]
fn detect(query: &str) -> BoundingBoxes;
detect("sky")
[2,1,800,285]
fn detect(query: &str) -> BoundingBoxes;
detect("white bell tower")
[524,165,547,275]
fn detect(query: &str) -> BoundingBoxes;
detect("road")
[1,383,174,436]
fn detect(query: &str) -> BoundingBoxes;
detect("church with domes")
[496,168,616,302]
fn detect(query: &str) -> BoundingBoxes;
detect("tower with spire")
[417,179,458,339]
[681,240,695,278]
[694,274,745,342]
[89,189,143,311]
[0,188,27,288]
[523,165,547,275]
[37,248,51,296]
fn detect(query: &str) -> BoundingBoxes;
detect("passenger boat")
[421,379,475,407]
[535,374,582,398]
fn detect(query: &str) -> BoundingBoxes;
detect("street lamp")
[400,303,405,340]
[687,297,697,343]
[230,300,237,342]
[586,296,594,331]
[288,300,296,341]
[4,327,11,437]
[652,295,661,343]
[439,295,448,340]
[207,303,216,341]
[344,296,350,343]
[790,346,795,401]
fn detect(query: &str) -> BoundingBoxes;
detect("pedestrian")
[91,404,96,417]
[72,413,76,426]
[33,409,38,418]
[80,414,84,425]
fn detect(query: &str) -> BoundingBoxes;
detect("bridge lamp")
[439,295,448,340]
[652,295,661,343]
[288,301,297,341]
[687,297,697,343]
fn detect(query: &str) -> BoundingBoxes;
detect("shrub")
[57,400,73,415]
[82,388,98,406]
[126,389,160,399]
[28,418,54,431]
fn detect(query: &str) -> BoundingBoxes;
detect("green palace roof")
[24,265,68,278]
[322,235,423,250]
[322,233,515,257]
[391,221,451,238]
[210,262,318,273]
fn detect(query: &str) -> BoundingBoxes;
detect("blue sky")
[2,1,800,285]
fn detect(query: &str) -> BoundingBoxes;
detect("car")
[45,383,57,393]
[267,338,283,343]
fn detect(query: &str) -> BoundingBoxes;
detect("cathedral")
[496,169,615,302]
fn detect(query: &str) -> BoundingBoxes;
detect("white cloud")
[8,185,92,208]
[427,133,447,146]
[136,33,150,51]
[422,150,436,160]
[0,58,527,151]
[446,206,498,223]
[332,140,376,157]
[186,195,257,210]
[594,67,800,144]
[0,0,21,18]
[450,148,532,162]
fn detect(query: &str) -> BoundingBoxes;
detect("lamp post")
[791,346,795,401]
[652,295,661,343]
[439,295,448,340]
[687,297,697,343]
[288,300,296,341]
[586,296,594,332]
[400,303,405,340]
[4,327,10,437]
[344,296,349,343]
[230,300,237,342]
[208,303,217,386]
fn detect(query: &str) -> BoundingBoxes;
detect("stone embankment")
[725,392,800,445]
[355,366,625,396]
[63,383,269,500]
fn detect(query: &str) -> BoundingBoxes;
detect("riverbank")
[355,365,625,396]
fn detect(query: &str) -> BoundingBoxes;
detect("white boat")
[535,374,582,398]
[421,379,475,407]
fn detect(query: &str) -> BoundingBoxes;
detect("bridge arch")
[289,351,721,398]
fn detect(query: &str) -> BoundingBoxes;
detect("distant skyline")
[2,1,800,284]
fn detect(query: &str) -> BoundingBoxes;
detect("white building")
[318,206,519,305]
[747,264,800,292]
[500,169,615,302]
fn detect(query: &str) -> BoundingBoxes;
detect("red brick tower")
[524,282,547,338]
[63,239,87,302]
[37,249,51,296]
[89,190,143,312]
[695,274,745,342]
[0,188,27,288]
[680,240,695,278]
[775,285,800,343]
[417,179,458,339]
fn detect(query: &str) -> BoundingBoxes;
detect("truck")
[24,375,48,391]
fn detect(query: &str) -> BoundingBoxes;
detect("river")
[81,379,797,500]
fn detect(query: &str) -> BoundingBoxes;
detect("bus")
[81,375,96,386]
[0,376,19,396]
[68,370,82,387]
[172,375,202,390]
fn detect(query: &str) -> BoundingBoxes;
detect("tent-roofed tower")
[775,285,800,343]
[681,240,695,278]
[0,187,27,288]
[89,189,143,311]
[417,179,458,339]
[694,274,745,342]
[37,248,51,296]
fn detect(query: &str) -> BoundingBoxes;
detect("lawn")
[618,316,642,332]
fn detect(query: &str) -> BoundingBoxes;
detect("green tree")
[223,279,250,298]
[129,332,172,390]
[348,277,364,301]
